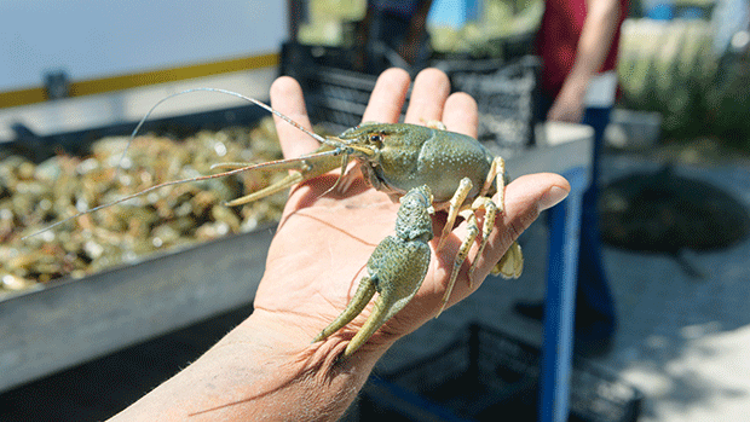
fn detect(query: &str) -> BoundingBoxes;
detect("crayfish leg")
[437,177,473,251]
[467,196,498,283]
[423,120,447,130]
[437,207,480,317]
[436,168,520,317]
[480,156,507,210]
[476,156,524,280]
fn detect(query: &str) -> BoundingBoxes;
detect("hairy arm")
[108,68,570,421]
[548,0,622,122]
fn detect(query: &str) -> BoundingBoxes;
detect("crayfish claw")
[315,185,434,358]
[313,277,376,344]
[225,172,304,207]
[343,293,391,357]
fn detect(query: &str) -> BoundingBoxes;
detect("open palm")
[251,68,570,359]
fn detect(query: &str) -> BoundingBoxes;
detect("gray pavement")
[593,154,750,422]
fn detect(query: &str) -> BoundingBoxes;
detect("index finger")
[269,76,318,160]
[405,68,479,138]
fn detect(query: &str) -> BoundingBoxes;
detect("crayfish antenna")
[21,152,342,240]
[116,88,332,175]
[25,88,359,240]
[21,174,215,240]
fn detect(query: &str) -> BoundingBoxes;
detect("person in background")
[356,0,434,72]
[515,0,629,356]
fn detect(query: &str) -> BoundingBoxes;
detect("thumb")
[483,172,570,272]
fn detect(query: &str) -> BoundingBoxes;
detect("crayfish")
[27,88,523,358]
[314,184,436,357]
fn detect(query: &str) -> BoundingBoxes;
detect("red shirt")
[536,0,628,98]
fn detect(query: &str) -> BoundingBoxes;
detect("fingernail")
[539,186,569,210]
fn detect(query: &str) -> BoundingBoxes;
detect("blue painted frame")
[538,165,590,422]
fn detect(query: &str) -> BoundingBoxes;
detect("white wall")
[0,0,287,92]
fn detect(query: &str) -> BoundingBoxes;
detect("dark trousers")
[540,95,616,333]
[578,108,616,328]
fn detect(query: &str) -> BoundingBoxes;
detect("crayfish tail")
[492,240,523,279]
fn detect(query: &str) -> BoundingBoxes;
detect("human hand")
[106,68,570,421]
[547,77,587,123]
[248,68,571,363]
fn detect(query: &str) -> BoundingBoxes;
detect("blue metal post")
[538,166,590,422]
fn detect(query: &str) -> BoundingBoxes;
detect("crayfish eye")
[369,131,384,147]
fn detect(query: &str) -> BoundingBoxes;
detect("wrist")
[237,306,392,363]
[561,72,589,100]
[209,311,386,420]
[110,309,389,421]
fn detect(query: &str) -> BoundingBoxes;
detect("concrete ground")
[586,153,750,422]
[1,149,748,421]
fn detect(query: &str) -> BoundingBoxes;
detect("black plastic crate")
[296,67,382,135]
[280,42,389,134]
[449,55,541,157]
[280,41,362,75]
[281,42,539,157]
[350,323,642,422]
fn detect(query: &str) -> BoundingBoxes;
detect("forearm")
[565,0,621,89]
[108,310,385,422]
[550,0,621,121]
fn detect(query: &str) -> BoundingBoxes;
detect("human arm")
[548,0,622,122]
[107,68,570,421]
